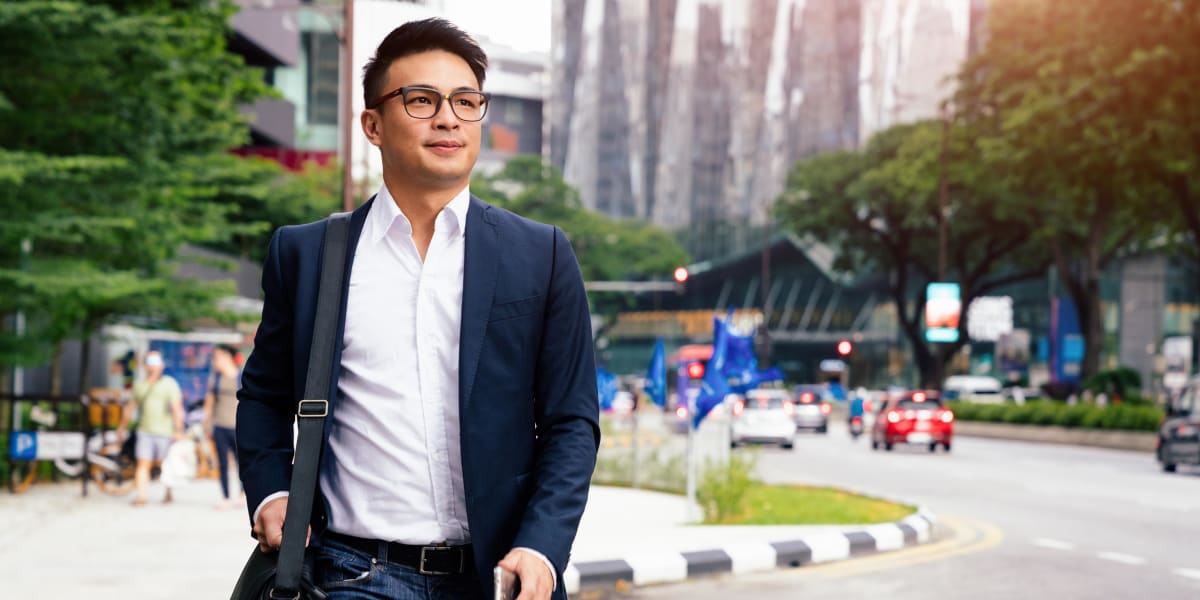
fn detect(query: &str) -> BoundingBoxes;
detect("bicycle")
[7,393,136,496]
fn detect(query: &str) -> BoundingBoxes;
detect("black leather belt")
[324,531,474,575]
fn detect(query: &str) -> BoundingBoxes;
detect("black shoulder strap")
[273,212,351,595]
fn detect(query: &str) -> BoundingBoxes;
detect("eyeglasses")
[367,86,490,122]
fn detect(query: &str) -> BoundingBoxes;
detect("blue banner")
[643,338,666,407]
[724,325,759,394]
[596,366,619,411]
[693,316,731,428]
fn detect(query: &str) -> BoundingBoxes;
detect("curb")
[564,508,937,594]
[954,420,1157,452]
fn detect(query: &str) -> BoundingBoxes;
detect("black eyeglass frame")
[366,85,491,122]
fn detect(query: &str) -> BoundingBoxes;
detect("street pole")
[11,238,30,433]
[685,392,697,522]
[341,0,355,212]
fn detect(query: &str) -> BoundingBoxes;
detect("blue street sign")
[10,431,37,461]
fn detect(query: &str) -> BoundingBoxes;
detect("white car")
[942,375,1004,404]
[730,389,796,449]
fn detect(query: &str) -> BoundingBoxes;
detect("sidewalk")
[0,479,933,598]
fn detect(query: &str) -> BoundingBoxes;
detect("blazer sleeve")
[511,226,601,571]
[236,227,299,525]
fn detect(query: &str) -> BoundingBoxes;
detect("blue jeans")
[211,426,237,499]
[311,536,483,600]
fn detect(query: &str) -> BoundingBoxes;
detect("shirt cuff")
[512,547,557,591]
[252,491,290,525]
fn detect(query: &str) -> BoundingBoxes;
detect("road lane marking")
[794,515,1003,581]
[1096,552,1147,566]
[1032,538,1075,551]
[1173,568,1200,581]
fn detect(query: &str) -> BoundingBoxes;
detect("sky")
[440,0,552,54]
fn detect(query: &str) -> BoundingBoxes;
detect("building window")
[305,31,339,126]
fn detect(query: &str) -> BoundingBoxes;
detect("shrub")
[1056,404,1094,428]
[697,452,758,523]
[950,400,1163,432]
[1083,367,1142,398]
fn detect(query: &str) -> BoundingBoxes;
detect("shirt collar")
[369,184,471,244]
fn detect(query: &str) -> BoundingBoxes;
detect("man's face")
[144,352,164,377]
[363,50,483,191]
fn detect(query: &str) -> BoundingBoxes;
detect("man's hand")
[252,496,310,553]
[497,549,553,600]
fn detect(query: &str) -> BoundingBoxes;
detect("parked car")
[730,389,796,449]
[1158,375,1199,473]
[793,386,832,433]
[871,391,954,452]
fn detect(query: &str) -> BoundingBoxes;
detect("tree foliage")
[952,0,1200,378]
[775,121,1048,387]
[0,0,275,387]
[474,156,690,315]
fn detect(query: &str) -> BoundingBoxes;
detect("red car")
[871,391,954,452]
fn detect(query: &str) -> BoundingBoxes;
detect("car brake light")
[675,405,687,419]
[913,392,926,403]
[733,401,745,417]
[887,411,901,424]
[800,392,814,404]
[941,411,954,423]
[783,401,794,416]
[820,403,832,416]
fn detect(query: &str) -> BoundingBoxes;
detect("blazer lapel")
[459,196,500,409]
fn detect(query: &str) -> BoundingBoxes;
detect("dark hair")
[215,344,237,357]
[362,18,488,109]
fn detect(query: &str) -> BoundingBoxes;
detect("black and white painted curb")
[563,509,936,594]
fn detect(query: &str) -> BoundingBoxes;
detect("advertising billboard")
[925,282,962,343]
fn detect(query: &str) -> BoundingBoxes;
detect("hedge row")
[949,401,1164,432]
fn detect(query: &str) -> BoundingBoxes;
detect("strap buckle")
[419,546,464,575]
[297,399,328,418]
[267,587,301,600]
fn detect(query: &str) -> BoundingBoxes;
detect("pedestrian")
[118,350,185,507]
[203,343,241,510]
[236,18,600,600]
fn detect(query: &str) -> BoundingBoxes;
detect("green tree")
[474,156,690,315]
[775,121,1048,388]
[209,158,344,263]
[0,0,273,391]
[952,0,1196,378]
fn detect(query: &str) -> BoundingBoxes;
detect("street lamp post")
[340,0,355,212]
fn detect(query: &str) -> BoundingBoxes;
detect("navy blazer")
[236,196,601,598]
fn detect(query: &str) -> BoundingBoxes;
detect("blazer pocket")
[489,294,543,323]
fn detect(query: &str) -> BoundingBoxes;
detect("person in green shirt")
[117,350,185,506]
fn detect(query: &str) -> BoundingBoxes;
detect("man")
[117,350,185,507]
[237,18,600,600]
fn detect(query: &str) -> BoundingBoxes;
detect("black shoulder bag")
[230,212,350,600]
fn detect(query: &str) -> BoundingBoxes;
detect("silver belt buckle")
[418,545,462,575]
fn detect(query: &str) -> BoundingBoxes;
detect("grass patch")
[705,483,915,525]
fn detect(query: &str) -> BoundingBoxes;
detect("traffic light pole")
[686,391,697,522]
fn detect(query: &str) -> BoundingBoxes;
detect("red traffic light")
[673,266,689,284]
[836,340,853,356]
[686,362,705,379]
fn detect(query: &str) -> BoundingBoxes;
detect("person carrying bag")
[229,212,349,600]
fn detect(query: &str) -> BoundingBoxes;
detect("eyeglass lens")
[403,88,488,121]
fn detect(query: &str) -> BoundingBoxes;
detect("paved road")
[630,421,1200,600]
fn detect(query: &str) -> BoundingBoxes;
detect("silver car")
[730,389,796,449]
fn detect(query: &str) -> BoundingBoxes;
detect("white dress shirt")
[324,182,471,543]
[255,185,556,586]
